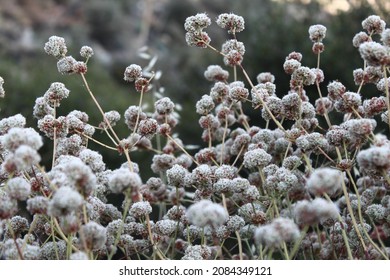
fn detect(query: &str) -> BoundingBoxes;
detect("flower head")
[254,217,300,247]
[306,168,343,196]
[216,13,245,34]
[362,15,386,34]
[186,200,228,228]
[308,24,327,42]
[44,36,67,58]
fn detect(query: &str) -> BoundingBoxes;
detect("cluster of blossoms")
[1,13,390,261]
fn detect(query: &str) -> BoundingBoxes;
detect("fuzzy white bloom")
[254,217,300,247]
[294,198,339,225]
[186,200,228,228]
[308,24,327,42]
[2,127,43,152]
[79,221,107,250]
[181,245,212,260]
[357,145,390,175]
[13,145,41,170]
[70,251,89,260]
[306,168,343,196]
[243,148,272,169]
[108,167,142,194]
[130,201,152,219]
[48,186,84,216]
[7,177,31,201]
[44,36,67,58]
[166,164,188,186]
[80,46,94,59]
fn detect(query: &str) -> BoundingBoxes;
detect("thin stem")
[80,73,120,145]
[340,178,367,253]
[323,193,354,260]
[166,134,199,166]
[76,131,118,151]
[132,89,145,135]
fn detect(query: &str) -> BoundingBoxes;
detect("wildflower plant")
[0,12,390,260]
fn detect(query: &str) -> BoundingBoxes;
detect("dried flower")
[243,148,272,169]
[186,200,228,228]
[216,13,245,34]
[108,168,142,194]
[7,177,31,201]
[308,24,327,42]
[124,64,143,82]
[80,46,94,59]
[306,168,343,196]
[79,221,107,250]
[294,198,339,225]
[48,186,84,217]
[130,201,152,219]
[254,217,300,247]
[362,15,386,34]
[196,94,215,115]
[43,82,70,107]
[204,65,229,81]
[359,42,390,66]
[357,145,390,175]
[44,36,67,58]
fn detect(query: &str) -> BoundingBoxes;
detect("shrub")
[0,12,390,260]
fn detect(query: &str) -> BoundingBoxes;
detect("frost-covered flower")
[365,204,386,221]
[204,65,229,81]
[44,36,67,58]
[196,94,215,115]
[362,15,386,34]
[137,118,158,139]
[306,168,343,196]
[291,66,316,86]
[359,42,390,66]
[294,198,339,225]
[181,245,212,260]
[216,13,245,34]
[166,164,188,186]
[43,82,70,107]
[124,64,143,82]
[7,177,31,201]
[254,217,300,247]
[52,156,97,197]
[352,32,370,48]
[0,114,26,135]
[10,145,41,171]
[186,200,228,228]
[129,201,152,219]
[80,46,94,59]
[108,168,142,194]
[243,148,272,169]
[48,186,84,217]
[357,145,390,175]
[2,127,43,152]
[296,132,328,153]
[154,219,177,236]
[308,24,327,42]
[26,196,49,215]
[79,149,105,173]
[0,193,18,219]
[155,97,175,115]
[79,221,107,250]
